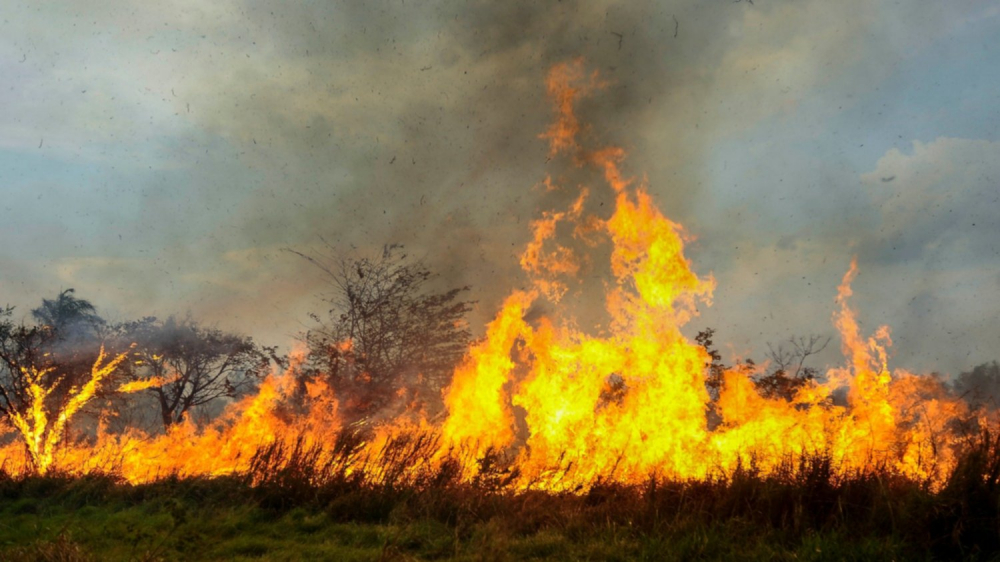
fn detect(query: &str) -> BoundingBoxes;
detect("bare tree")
[756,334,830,400]
[117,317,273,429]
[296,244,474,419]
[0,305,25,430]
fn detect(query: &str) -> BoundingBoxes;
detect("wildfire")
[0,60,979,489]
[5,346,131,474]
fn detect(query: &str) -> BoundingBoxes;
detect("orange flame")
[6,346,130,473]
[0,61,978,490]
[117,374,180,393]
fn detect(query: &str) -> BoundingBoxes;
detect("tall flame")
[0,61,978,489]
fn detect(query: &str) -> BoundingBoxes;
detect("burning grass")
[1,430,999,560]
[3,60,998,558]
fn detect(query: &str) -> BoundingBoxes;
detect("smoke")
[160,1,763,333]
[5,0,998,376]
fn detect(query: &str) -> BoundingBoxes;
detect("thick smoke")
[5,0,998,376]
[171,0,756,332]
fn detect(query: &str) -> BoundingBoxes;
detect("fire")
[539,59,604,158]
[116,374,179,393]
[5,346,131,474]
[0,60,981,490]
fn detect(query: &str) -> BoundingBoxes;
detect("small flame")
[117,374,180,393]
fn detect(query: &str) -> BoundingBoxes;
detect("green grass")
[0,497,929,561]
[1,432,998,560]
[0,474,968,561]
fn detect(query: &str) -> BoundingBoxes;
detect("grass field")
[2,434,999,562]
[0,477,918,561]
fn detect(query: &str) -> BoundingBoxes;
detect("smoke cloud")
[2,1,999,375]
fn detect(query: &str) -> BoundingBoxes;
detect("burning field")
[3,61,1000,560]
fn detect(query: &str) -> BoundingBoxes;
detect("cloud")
[861,137,1000,266]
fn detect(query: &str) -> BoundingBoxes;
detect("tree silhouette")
[952,361,1000,410]
[31,288,104,335]
[298,244,473,419]
[696,328,726,401]
[756,335,829,400]
[0,290,112,423]
[0,294,131,472]
[116,317,273,429]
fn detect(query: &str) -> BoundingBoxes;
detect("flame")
[0,61,980,489]
[519,188,588,302]
[5,346,130,473]
[440,290,534,462]
[539,59,603,158]
[117,374,180,393]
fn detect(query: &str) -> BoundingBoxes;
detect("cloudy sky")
[2,0,999,376]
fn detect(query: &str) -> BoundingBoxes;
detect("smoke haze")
[2,1,1000,375]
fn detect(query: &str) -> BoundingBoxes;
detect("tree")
[952,361,1000,409]
[117,317,273,429]
[696,327,757,429]
[756,334,830,401]
[31,288,104,335]
[696,328,726,401]
[298,244,474,419]
[695,328,827,410]
[28,288,109,392]
[0,305,20,430]
[0,290,113,426]
[0,293,132,472]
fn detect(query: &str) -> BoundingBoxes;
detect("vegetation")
[953,361,1000,410]
[0,289,275,434]
[0,292,136,472]
[698,328,830,404]
[113,316,274,429]
[0,290,113,432]
[297,244,474,421]
[5,282,1000,559]
[1,429,999,561]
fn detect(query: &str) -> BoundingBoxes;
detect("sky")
[1,0,999,377]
